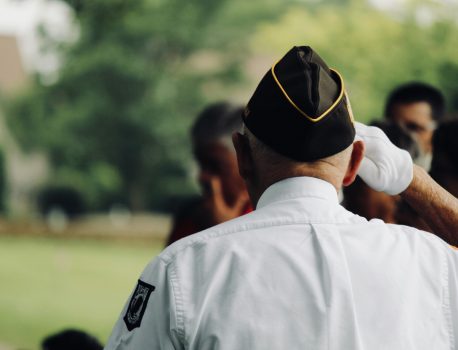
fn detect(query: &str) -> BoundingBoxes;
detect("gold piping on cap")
[271,61,347,123]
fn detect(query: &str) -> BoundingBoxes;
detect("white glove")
[355,122,413,195]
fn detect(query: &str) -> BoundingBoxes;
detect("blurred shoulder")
[159,209,263,264]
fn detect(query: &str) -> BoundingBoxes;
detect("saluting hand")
[355,122,413,195]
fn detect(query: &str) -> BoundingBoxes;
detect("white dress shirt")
[105,176,458,350]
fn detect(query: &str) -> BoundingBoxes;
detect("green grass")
[0,235,164,349]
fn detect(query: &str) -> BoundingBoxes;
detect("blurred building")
[0,34,49,217]
[0,35,27,92]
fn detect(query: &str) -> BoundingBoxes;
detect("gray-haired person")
[166,102,252,246]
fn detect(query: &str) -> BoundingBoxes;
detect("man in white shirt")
[105,46,458,350]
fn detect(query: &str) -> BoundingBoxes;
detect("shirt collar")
[256,176,339,209]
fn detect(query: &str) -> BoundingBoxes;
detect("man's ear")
[232,132,253,180]
[343,140,365,187]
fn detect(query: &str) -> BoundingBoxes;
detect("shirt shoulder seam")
[168,260,186,343]
[159,219,363,263]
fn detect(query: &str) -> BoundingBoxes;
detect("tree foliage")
[6,0,287,211]
[251,1,458,122]
[6,0,458,212]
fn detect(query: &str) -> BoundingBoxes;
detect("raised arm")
[355,122,458,245]
[401,165,458,246]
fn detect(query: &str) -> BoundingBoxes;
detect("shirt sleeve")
[445,246,458,346]
[104,257,184,350]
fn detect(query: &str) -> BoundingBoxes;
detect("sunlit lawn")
[0,235,164,350]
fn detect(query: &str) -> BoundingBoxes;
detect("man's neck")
[249,167,342,208]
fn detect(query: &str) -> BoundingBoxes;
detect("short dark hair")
[430,120,458,181]
[384,82,446,121]
[41,329,103,350]
[191,102,244,146]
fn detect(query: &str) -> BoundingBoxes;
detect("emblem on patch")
[123,280,155,331]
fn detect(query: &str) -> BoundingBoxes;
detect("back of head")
[384,82,445,121]
[192,102,244,150]
[238,46,363,203]
[244,127,352,183]
[41,329,103,350]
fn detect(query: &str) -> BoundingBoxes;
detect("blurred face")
[193,141,246,206]
[390,102,435,154]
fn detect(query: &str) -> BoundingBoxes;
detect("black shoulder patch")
[123,280,155,331]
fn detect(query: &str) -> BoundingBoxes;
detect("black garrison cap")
[243,46,355,162]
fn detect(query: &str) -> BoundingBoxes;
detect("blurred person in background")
[166,102,251,246]
[41,329,103,350]
[343,120,420,223]
[430,119,458,197]
[384,82,446,170]
[397,119,458,231]
[396,120,458,232]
